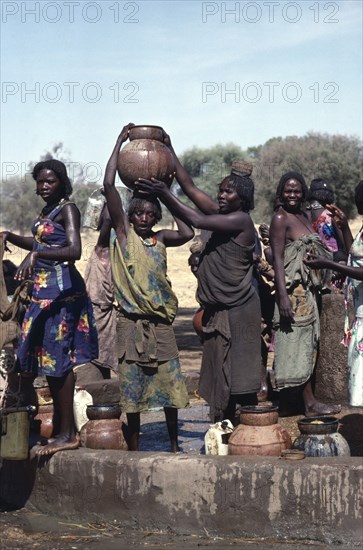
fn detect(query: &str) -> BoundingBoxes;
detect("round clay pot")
[192,308,204,338]
[34,404,54,439]
[292,416,350,457]
[86,404,121,421]
[80,419,128,450]
[117,125,175,190]
[297,416,338,435]
[129,125,165,141]
[229,405,292,456]
[239,405,279,426]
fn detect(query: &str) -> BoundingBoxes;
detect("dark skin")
[305,203,361,279]
[135,131,255,248]
[1,168,81,456]
[308,201,347,254]
[135,136,258,423]
[94,203,113,267]
[270,178,341,417]
[104,125,194,452]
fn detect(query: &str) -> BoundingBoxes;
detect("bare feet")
[170,442,181,453]
[305,401,342,417]
[34,435,79,456]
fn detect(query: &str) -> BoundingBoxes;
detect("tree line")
[1,132,362,234]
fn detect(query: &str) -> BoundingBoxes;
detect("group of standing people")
[1,123,362,456]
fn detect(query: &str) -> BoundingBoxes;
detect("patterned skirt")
[119,357,189,413]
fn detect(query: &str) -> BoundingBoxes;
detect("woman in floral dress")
[305,180,363,407]
[2,159,98,455]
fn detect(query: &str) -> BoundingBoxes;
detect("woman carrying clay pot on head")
[103,124,193,452]
[135,133,262,425]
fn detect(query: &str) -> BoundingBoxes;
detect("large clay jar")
[117,125,175,190]
[33,404,54,439]
[228,405,292,456]
[80,404,128,450]
[292,416,350,457]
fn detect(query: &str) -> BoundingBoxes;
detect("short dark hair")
[308,178,335,205]
[220,173,255,212]
[32,159,73,198]
[276,171,308,203]
[128,193,162,223]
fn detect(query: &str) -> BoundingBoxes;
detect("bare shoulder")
[272,207,288,222]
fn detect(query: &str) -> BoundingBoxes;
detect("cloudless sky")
[1,0,362,183]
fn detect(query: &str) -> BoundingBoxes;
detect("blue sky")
[1,0,362,183]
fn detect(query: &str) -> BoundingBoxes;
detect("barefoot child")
[103,125,193,452]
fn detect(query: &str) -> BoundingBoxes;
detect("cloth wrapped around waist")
[116,312,179,369]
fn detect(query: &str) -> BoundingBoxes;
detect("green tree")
[251,133,363,221]
[177,142,247,201]
[1,143,100,232]
[175,133,362,223]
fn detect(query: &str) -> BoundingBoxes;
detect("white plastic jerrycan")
[204,420,234,455]
[73,386,93,432]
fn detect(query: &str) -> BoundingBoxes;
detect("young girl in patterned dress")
[103,125,193,452]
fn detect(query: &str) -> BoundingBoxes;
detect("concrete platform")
[1,450,362,547]
[1,398,363,547]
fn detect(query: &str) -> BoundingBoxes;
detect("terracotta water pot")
[33,404,54,439]
[117,125,175,190]
[228,405,292,456]
[292,416,350,457]
[80,403,128,450]
[80,419,128,450]
[192,308,204,338]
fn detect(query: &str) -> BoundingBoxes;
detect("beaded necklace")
[139,235,157,247]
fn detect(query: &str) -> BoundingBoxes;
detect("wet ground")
[0,508,337,549]
[1,400,362,549]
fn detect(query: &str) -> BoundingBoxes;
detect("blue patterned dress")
[16,201,98,377]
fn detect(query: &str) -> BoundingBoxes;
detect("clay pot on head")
[292,416,350,457]
[117,125,175,190]
[228,405,292,457]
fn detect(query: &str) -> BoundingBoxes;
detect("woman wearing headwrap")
[270,171,341,416]
[136,136,261,423]
[307,178,347,261]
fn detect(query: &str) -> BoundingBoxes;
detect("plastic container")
[204,420,234,455]
[0,406,35,460]
[73,387,93,432]
[82,188,105,230]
